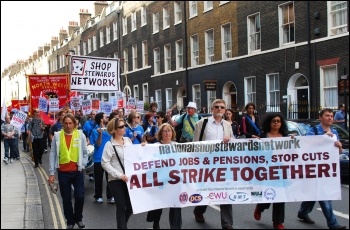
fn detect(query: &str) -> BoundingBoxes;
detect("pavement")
[1,141,44,229]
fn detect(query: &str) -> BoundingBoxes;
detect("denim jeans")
[3,138,17,159]
[57,170,85,226]
[298,201,339,228]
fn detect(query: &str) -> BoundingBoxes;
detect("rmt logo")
[179,192,188,204]
[189,194,203,203]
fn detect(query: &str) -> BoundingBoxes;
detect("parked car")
[286,119,349,178]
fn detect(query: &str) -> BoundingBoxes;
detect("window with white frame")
[193,85,201,110]
[174,2,182,24]
[100,29,104,47]
[133,85,139,102]
[205,29,214,63]
[88,38,91,53]
[164,44,171,72]
[189,1,198,18]
[113,21,118,40]
[131,12,137,31]
[132,45,137,70]
[176,40,183,69]
[266,73,280,111]
[204,1,213,12]
[141,6,147,26]
[279,2,295,45]
[163,5,170,29]
[154,48,160,74]
[222,23,232,59]
[321,65,338,108]
[328,1,348,35]
[106,26,111,44]
[165,88,173,110]
[153,12,159,33]
[93,35,97,51]
[123,49,128,73]
[123,17,127,35]
[143,83,149,103]
[83,41,87,55]
[207,90,216,111]
[248,13,261,52]
[191,34,199,66]
[245,77,256,105]
[155,89,162,111]
[142,41,148,67]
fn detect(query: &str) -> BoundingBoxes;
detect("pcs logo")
[229,192,250,202]
[189,194,203,203]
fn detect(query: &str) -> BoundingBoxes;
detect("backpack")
[175,113,202,142]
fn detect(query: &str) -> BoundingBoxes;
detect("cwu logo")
[229,192,250,202]
[207,192,227,200]
[189,194,203,203]
[264,188,276,200]
[179,192,188,204]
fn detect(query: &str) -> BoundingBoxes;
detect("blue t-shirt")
[148,125,159,143]
[306,124,339,140]
[83,119,96,138]
[334,110,346,129]
[124,125,144,144]
[90,126,111,162]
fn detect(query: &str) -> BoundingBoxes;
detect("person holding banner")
[240,103,261,138]
[101,118,133,229]
[28,109,45,168]
[145,123,182,229]
[192,99,234,229]
[253,113,288,229]
[297,108,346,230]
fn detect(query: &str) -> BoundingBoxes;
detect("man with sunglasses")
[167,101,201,143]
[192,99,234,229]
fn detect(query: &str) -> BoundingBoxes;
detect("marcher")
[192,99,234,229]
[1,114,20,163]
[240,102,261,138]
[82,110,97,181]
[21,114,30,152]
[49,110,66,146]
[101,118,133,229]
[28,109,45,168]
[166,101,201,143]
[333,104,347,129]
[116,108,126,121]
[224,108,240,137]
[143,111,167,144]
[145,123,182,229]
[253,113,288,229]
[48,113,88,229]
[199,106,207,113]
[89,112,114,204]
[142,112,155,132]
[142,102,158,125]
[297,108,346,229]
[124,111,144,144]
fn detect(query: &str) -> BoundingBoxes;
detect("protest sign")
[81,100,92,115]
[48,98,60,112]
[38,97,47,112]
[91,98,100,111]
[10,110,27,130]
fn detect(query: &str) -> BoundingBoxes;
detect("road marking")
[316,208,349,219]
[209,204,220,211]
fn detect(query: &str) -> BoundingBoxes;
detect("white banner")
[124,136,341,214]
[70,55,120,91]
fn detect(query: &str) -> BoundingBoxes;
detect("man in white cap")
[167,101,201,143]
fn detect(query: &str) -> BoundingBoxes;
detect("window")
[88,38,91,53]
[83,41,87,55]
[189,1,198,18]
[245,77,256,105]
[143,83,149,103]
[174,2,182,24]
[163,5,170,29]
[131,12,137,31]
[176,40,183,69]
[122,17,127,35]
[164,44,171,72]
[207,91,216,111]
[248,13,261,52]
[142,41,148,67]
[222,24,232,59]
[279,2,295,45]
[191,34,199,66]
[133,85,139,102]
[106,26,111,44]
[141,6,147,26]
[153,12,159,33]
[132,45,137,70]
[100,29,104,47]
[113,21,118,40]
[205,29,214,63]
[77,43,81,55]
[155,89,162,111]
[204,1,213,12]
[165,88,173,110]
[321,66,338,108]
[328,1,348,35]
[193,85,201,110]
[93,35,97,51]
[154,48,160,74]
[266,73,280,112]
[123,49,128,73]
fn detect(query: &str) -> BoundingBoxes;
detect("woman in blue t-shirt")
[144,111,168,144]
[124,111,144,144]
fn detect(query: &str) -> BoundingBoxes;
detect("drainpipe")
[184,1,189,105]
[307,1,313,117]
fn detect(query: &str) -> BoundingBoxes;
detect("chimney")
[79,9,92,27]
[68,21,79,36]
[38,47,44,58]
[95,1,108,16]
[59,28,68,44]
[32,52,38,61]
[51,36,59,48]
[43,43,50,53]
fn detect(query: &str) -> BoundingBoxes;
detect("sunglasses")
[156,116,161,119]
[115,118,127,129]
[134,116,140,119]
[117,125,127,129]
[271,119,281,123]
[214,106,225,109]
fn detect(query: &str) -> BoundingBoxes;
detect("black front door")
[297,88,309,119]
